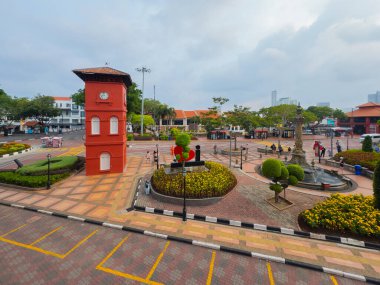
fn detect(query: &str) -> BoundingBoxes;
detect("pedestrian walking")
[278,145,283,155]
[270,144,276,154]
[321,146,326,157]
[146,151,151,163]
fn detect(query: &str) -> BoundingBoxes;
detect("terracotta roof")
[184,111,197,118]
[53,97,71,101]
[356,102,380,108]
[23,121,40,127]
[73,67,132,87]
[174,110,186,119]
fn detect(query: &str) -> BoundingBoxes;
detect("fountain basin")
[298,167,352,191]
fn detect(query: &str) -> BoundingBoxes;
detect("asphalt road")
[0,205,363,285]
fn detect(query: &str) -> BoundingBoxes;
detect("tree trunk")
[275,192,279,203]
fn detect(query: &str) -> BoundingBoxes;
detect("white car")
[359,134,380,143]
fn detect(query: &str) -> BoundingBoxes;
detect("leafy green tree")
[20,95,60,125]
[306,106,333,123]
[373,160,380,209]
[127,83,142,116]
[71,89,85,107]
[362,136,373,152]
[201,97,229,133]
[131,114,154,133]
[332,109,347,121]
[225,105,261,132]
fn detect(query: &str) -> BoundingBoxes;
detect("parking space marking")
[146,241,170,281]
[0,228,97,259]
[206,251,216,285]
[96,235,164,285]
[330,275,339,285]
[266,262,275,285]
[1,223,27,237]
[30,226,63,246]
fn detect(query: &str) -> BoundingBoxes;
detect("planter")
[133,136,153,141]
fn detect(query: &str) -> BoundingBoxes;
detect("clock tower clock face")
[99,92,109,100]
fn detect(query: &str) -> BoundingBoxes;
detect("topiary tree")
[286,164,305,181]
[373,160,380,209]
[262,158,289,203]
[362,135,373,152]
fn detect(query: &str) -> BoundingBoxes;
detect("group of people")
[270,144,291,155]
[313,141,327,157]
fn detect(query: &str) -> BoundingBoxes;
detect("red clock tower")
[73,67,132,176]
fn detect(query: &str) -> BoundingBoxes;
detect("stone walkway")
[0,140,379,280]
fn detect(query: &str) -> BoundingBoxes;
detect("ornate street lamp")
[182,168,187,221]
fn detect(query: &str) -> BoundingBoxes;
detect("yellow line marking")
[96,235,130,268]
[0,236,64,258]
[30,226,63,246]
[97,266,163,285]
[0,229,97,259]
[61,230,98,258]
[96,235,164,285]
[330,275,339,285]
[1,224,27,237]
[146,241,170,280]
[206,251,216,285]
[266,262,275,285]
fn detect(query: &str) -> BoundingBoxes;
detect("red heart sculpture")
[173,146,195,162]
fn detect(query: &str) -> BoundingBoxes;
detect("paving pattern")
[0,136,379,283]
[0,205,364,285]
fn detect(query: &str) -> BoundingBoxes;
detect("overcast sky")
[1,0,380,111]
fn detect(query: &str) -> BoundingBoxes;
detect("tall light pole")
[136,67,151,136]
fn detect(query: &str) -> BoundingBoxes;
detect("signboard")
[327,119,335,126]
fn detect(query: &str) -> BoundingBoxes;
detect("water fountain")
[288,105,352,191]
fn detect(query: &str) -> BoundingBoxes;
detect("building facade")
[338,102,380,134]
[368,91,380,103]
[51,97,85,130]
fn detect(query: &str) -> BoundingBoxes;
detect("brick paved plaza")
[0,133,379,284]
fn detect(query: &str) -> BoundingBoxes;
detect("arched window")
[110,116,118,134]
[100,152,110,171]
[91,117,100,135]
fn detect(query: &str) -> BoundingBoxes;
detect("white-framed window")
[110,116,118,134]
[91,116,100,135]
[100,152,110,171]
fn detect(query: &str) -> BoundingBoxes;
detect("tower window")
[91,117,100,135]
[100,152,110,170]
[110,116,118,134]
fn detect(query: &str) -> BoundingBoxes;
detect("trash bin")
[354,165,362,175]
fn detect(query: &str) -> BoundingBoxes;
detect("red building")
[73,67,132,175]
[338,102,380,134]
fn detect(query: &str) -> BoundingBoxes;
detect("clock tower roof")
[73,67,132,87]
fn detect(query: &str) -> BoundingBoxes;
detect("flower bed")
[16,156,79,176]
[301,194,380,237]
[0,142,31,156]
[152,161,237,199]
[0,172,70,188]
[333,150,380,171]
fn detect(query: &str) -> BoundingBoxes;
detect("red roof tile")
[53,97,71,101]
[73,67,132,87]
[356,102,380,108]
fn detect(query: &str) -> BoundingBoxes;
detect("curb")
[0,201,379,284]
[133,205,380,251]
[0,147,33,159]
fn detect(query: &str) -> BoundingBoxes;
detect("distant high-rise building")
[317,102,330,107]
[277,97,298,106]
[368,91,380,103]
[271,90,277,106]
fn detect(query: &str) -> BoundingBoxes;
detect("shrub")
[16,156,78,176]
[280,166,289,180]
[362,136,373,152]
[373,161,380,209]
[262,158,282,180]
[301,194,380,237]
[170,128,180,138]
[152,161,237,198]
[288,175,298,186]
[0,142,30,155]
[0,171,69,188]
[333,150,380,171]
[159,134,169,140]
[287,164,304,181]
[127,134,133,141]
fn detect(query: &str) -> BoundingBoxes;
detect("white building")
[271,90,277,106]
[51,97,85,130]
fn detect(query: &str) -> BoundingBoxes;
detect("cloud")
[0,0,380,111]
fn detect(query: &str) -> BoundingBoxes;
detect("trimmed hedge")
[333,150,380,171]
[302,194,380,237]
[0,142,31,156]
[262,158,282,179]
[286,164,304,181]
[0,171,70,188]
[16,156,79,176]
[152,161,237,198]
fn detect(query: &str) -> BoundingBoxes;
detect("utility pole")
[136,67,151,136]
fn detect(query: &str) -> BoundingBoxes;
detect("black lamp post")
[47,154,51,189]
[182,167,187,221]
[240,146,246,170]
[156,144,159,170]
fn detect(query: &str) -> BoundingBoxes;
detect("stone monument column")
[289,104,310,167]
